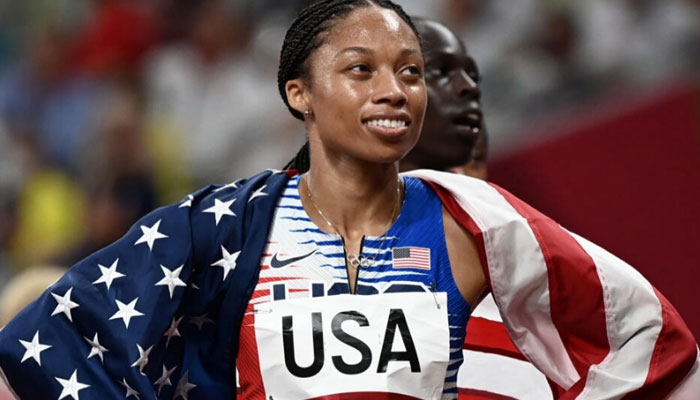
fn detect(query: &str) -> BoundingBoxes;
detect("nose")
[371,69,408,107]
[454,70,480,100]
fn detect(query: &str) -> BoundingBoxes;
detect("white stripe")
[405,169,580,387]
[458,350,552,400]
[570,232,662,399]
[667,348,700,400]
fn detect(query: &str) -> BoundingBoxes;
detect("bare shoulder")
[442,206,487,309]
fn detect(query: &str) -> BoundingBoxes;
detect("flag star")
[189,313,214,330]
[163,316,183,347]
[134,219,168,250]
[173,371,196,400]
[155,264,186,299]
[19,331,51,366]
[55,369,90,400]
[109,298,145,329]
[51,287,79,322]
[92,258,125,290]
[213,180,241,193]
[179,194,194,208]
[248,185,268,202]
[211,246,240,280]
[120,378,140,399]
[154,364,177,395]
[83,333,108,363]
[203,198,236,225]
[130,344,153,375]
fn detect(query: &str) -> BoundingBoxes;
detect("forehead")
[321,5,420,52]
[418,21,466,61]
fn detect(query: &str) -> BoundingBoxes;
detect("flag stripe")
[420,174,580,388]
[627,289,698,398]
[457,388,518,400]
[464,317,525,361]
[570,234,697,399]
[490,183,609,391]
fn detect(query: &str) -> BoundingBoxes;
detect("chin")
[366,148,407,165]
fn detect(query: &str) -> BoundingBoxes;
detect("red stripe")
[257,276,304,284]
[308,393,421,400]
[489,183,609,395]
[284,168,300,177]
[622,288,698,399]
[464,317,527,361]
[421,180,492,288]
[396,256,430,261]
[457,388,518,400]
[238,309,266,399]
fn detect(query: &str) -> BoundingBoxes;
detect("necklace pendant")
[347,254,361,268]
[360,257,372,268]
[347,254,373,269]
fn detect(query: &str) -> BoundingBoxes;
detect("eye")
[349,64,371,73]
[400,65,422,77]
[428,66,449,78]
[466,69,481,83]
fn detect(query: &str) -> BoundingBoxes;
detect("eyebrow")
[335,46,373,59]
[334,46,421,59]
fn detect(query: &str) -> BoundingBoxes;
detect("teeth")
[365,119,407,128]
[467,113,480,122]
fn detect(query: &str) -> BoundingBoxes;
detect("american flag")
[392,246,431,270]
[0,170,291,400]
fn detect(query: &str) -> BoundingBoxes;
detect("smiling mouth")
[363,118,410,129]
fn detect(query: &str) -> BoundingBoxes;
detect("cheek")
[411,85,428,123]
[315,79,365,118]
[425,86,446,116]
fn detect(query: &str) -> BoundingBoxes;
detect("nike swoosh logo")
[270,249,317,269]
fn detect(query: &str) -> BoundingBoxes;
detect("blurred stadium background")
[0,0,698,336]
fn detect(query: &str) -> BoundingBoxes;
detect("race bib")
[254,292,450,399]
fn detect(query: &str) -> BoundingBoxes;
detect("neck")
[303,151,402,241]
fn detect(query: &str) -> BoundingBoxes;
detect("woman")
[0,1,697,399]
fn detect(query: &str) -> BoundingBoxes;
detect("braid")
[283,140,311,173]
[278,0,420,171]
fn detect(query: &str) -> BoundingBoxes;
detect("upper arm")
[442,206,487,309]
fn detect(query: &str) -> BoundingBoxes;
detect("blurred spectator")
[578,0,700,86]
[0,25,99,174]
[144,0,283,185]
[68,80,158,263]
[7,167,85,270]
[0,265,66,326]
[70,0,159,77]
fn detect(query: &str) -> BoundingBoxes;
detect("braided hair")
[279,0,420,172]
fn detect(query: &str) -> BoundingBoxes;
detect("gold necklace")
[303,173,402,269]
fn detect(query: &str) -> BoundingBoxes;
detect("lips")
[451,109,482,138]
[362,112,412,139]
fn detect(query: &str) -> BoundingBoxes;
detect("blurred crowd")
[0,0,697,320]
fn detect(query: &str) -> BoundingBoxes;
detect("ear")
[285,78,311,117]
